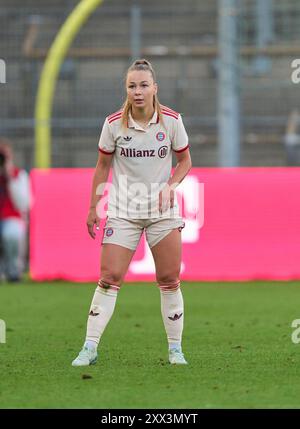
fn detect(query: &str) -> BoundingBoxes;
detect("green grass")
[0,280,300,409]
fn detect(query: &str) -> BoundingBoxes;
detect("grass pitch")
[0,280,300,409]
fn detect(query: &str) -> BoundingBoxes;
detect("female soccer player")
[72,59,192,366]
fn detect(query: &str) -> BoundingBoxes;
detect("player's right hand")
[86,207,100,239]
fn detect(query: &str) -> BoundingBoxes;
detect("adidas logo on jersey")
[123,136,132,141]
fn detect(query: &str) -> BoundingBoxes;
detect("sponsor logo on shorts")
[158,146,168,158]
[106,228,114,237]
[156,131,165,141]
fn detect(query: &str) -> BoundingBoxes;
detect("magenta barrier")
[30,168,300,282]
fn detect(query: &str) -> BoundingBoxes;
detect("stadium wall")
[30,167,300,282]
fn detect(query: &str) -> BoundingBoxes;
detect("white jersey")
[98,105,189,219]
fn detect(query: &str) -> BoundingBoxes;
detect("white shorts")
[101,217,185,251]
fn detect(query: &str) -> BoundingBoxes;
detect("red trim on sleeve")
[160,105,179,116]
[172,144,189,153]
[108,114,122,124]
[161,111,179,120]
[108,110,123,121]
[98,147,115,155]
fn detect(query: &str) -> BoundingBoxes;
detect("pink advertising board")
[30,168,300,282]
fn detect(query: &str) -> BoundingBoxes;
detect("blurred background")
[0,0,300,170]
[2,2,300,408]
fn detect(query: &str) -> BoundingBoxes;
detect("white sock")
[159,283,184,349]
[85,280,120,347]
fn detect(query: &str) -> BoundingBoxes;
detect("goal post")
[34,0,104,168]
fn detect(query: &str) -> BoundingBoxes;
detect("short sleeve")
[98,118,116,154]
[171,114,189,153]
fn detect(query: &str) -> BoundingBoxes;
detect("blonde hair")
[121,59,164,129]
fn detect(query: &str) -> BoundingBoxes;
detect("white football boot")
[169,348,188,365]
[72,346,98,367]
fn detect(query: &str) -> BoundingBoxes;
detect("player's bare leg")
[151,228,188,365]
[72,244,135,366]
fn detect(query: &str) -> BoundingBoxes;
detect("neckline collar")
[128,110,158,130]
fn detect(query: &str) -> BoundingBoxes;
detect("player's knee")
[157,272,180,286]
[99,273,122,287]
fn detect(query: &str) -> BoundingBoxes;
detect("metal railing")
[0,0,299,167]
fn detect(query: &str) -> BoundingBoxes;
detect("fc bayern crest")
[156,131,166,142]
[106,228,114,237]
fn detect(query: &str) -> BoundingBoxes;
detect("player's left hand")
[159,185,174,214]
